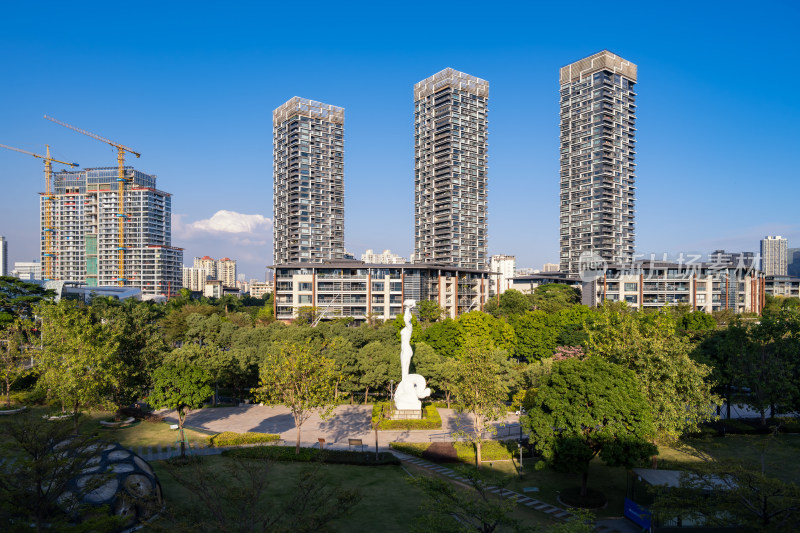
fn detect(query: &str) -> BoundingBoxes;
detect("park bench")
[348,438,366,452]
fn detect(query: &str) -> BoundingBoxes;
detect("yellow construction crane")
[0,143,79,280]
[44,115,140,286]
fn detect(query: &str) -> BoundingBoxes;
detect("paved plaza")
[156,405,522,448]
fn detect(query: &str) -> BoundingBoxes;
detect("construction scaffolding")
[45,115,140,285]
[0,143,78,280]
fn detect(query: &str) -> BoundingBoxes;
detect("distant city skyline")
[1,2,798,278]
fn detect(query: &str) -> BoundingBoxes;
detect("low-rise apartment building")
[583,261,765,313]
[271,261,492,322]
[764,275,800,299]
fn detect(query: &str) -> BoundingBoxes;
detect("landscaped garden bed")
[372,401,442,430]
[206,431,281,447]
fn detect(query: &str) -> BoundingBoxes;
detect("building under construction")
[41,166,182,299]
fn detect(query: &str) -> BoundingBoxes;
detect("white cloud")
[175,210,272,238]
[190,210,272,234]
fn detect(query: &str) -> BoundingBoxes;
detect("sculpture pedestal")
[389,409,423,420]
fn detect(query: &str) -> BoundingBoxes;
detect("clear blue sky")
[1,1,798,280]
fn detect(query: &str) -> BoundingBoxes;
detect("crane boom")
[0,143,79,281]
[44,115,141,286]
[0,143,78,167]
[43,115,140,157]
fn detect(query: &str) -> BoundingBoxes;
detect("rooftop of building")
[273,97,345,126]
[414,68,489,100]
[560,50,637,85]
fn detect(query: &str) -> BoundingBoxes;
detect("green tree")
[412,341,459,406]
[457,311,516,355]
[511,311,560,361]
[531,283,580,313]
[253,340,339,453]
[327,336,359,402]
[422,318,463,359]
[522,357,657,498]
[255,293,275,324]
[149,362,212,458]
[91,300,168,414]
[496,289,532,317]
[0,276,54,326]
[165,343,236,405]
[586,308,719,441]
[36,301,122,430]
[679,310,717,335]
[417,299,445,323]
[0,319,32,406]
[451,337,511,466]
[730,311,800,424]
[159,303,216,346]
[356,341,399,404]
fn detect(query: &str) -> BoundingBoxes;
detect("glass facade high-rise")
[273,97,345,264]
[414,68,489,270]
[559,51,637,274]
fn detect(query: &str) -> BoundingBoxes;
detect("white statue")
[394,299,431,411]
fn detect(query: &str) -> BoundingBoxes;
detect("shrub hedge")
[389,442,430,457]
[221,446,400,466]
[207,431,281,447]
[390,440,529,463]
[454,440,530,462]
[371,402,442,430]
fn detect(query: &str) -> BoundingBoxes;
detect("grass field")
[149,455,559,531]
[150,457,426,532]
[423,433,800,519]
[0,408,210,450]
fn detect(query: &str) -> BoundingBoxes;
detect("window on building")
[298,282,312,291]
[624,282,638,291]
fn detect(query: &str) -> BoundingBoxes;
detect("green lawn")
[150,457,426,532]
[149,455,558,531]
[0,408,211,450]
[412,433,800,519]
[661,433,800,484]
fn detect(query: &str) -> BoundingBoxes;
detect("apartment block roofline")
[414,68,489,100]
[560,50,637,84]
[273,96,344,126]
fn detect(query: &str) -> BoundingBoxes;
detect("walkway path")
[155,404,522,447]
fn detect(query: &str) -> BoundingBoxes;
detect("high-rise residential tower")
[559,51,637,274]
[43,167,182,298]
[193,256,217,279]
[414,68,489,270]
[273,97,345,264]
[0,236,7,276]
[761,235,788,276]
[217,257,236,287]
